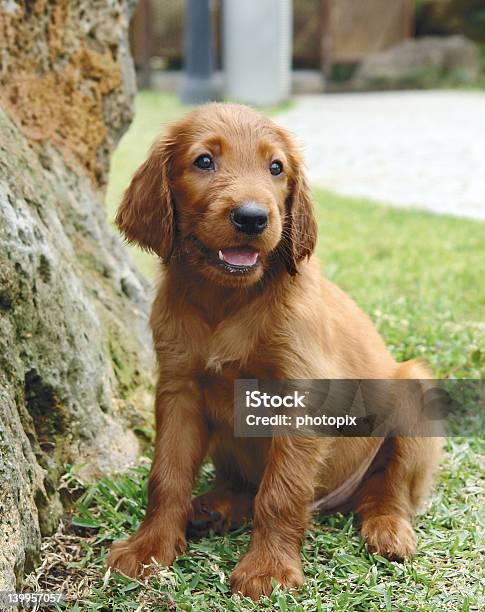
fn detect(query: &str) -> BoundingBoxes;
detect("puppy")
[107,103,442,600]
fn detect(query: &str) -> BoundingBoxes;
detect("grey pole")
[223,0,292,106]
[180,0,216,104]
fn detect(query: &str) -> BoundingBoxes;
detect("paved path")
[276,91,485,221]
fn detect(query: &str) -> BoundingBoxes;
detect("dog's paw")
[107,530,186,577]
[361,514,416,560]
[187,492,229,538]
[230,551,304,600]
[187,488,252,538]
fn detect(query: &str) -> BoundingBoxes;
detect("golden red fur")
[107,103,442,600]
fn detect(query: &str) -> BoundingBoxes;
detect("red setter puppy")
[107,103,441,600]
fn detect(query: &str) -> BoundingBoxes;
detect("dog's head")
[116,103,317,287]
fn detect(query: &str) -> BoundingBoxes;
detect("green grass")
[35,92,484,610]
[314,191,484,379]
[41,436,484,611]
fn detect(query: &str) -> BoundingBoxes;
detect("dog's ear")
[281,153,317,276]
[115,136,175,262]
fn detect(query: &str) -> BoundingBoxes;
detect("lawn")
[28,92,484,611]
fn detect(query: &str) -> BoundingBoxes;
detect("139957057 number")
[0,591,64,608]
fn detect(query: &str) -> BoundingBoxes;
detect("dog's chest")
[203,341,281,381]
[201,322,252,375]
[198,327,280,427]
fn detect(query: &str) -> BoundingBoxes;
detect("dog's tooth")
[218,250,224,260]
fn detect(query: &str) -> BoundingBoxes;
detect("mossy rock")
[0,0,153,590]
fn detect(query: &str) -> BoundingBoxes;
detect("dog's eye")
[270,160,283,176]
[194,154,214,171]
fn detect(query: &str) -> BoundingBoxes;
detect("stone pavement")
[276,91,485,221]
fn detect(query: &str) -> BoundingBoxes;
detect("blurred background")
[130,0,485,96]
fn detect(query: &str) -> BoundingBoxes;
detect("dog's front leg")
[230,436,322,600]
[108,380,207,577]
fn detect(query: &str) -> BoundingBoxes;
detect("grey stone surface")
[276,91,485,220]
[353,35,480,89]
[0,0,152,590]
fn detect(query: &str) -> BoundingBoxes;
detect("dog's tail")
[393,358,433,381]
[391,359,443,511]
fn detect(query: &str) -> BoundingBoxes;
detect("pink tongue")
[220,248,259,266]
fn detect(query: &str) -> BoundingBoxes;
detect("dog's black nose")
[230,202,268,235]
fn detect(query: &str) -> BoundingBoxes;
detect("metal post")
[139,0,153,89]
[180,0,216,104]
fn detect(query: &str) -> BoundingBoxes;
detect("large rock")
[353,35,481,89]
[0,0,152,591]
[415,0,485,45]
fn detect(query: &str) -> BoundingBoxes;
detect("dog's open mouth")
[191,237,260,274]
[217,247,259,273]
